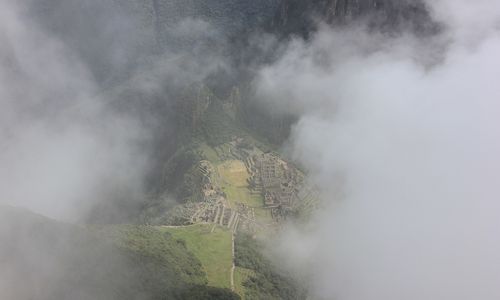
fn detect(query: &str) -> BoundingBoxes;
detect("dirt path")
[230,232,235,291]
[159,224,203,228]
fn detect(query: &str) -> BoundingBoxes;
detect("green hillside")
[0,205,239,300]
[157,224,305,299]
[159,224,233,288]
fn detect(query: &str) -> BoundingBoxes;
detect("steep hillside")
[271,0,436,37]
[0,205,239,300]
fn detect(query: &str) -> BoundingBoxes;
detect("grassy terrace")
[158,224,233,289]
[199,143,273,225]
[217,160,264,209]
[217,160,248,187]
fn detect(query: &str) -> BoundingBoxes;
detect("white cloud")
[257,2,500,299]
[0,1,149,221]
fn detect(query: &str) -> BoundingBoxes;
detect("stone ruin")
[252,153,303,219]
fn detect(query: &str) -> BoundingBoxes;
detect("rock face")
[271,0,436,36]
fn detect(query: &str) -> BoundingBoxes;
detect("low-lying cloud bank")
[0,1,254,298]
[257,0,500,299]
[0,1,151,220]
[0,0,232,222]
[0,1,154,222]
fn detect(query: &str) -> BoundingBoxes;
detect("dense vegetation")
[234,233,307,300]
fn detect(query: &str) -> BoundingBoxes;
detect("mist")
[256,0,500,299]
[0,0,157,222]
[2,0,500,298]
[0,0,239,222]
[0,0,238,298]
[0,0,283,298]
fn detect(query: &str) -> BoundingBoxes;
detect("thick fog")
[2,0,500,298]
[257,0,500,299]
[0,0,236,222]
[0,0,165,222]
[0,0,235,299]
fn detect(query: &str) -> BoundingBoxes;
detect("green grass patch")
[217,160,265,210]
[218,160,249,187]
[158,224,233,289]
[223,185,263,209]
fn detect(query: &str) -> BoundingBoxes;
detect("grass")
[158,224,233,289]
[224,186,263,209]
[218,160,249,187]
[217,160,265,210]
[234,267,255,299]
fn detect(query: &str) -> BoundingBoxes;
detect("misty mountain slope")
[0,205,239,300]
[152,0,280,43]
[26,0,279,84]
[271,0,437,37]
[234,233,307,299]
